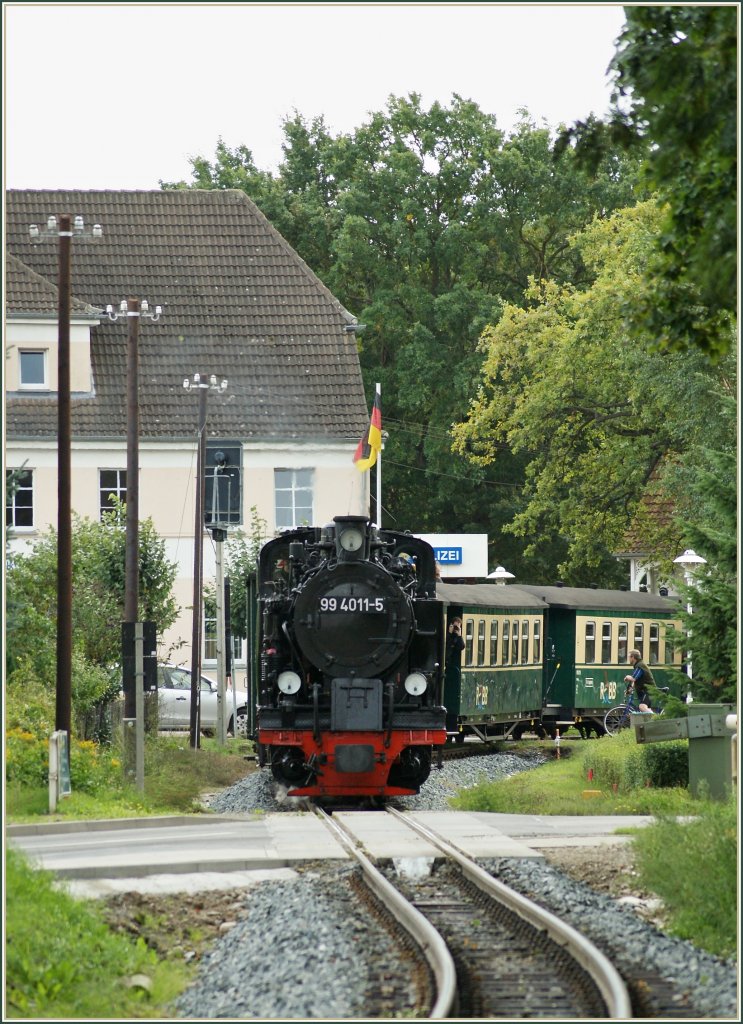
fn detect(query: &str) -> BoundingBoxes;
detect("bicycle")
[603,686,670,736]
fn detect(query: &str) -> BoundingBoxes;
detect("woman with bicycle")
[624,649,656,712]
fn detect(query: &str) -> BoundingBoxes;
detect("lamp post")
[673,548,708,683]
[183,373,228,749]
[105,299,163,633]
[28,214,102,744]
[488,565,515,585]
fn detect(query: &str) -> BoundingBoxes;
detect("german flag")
[353,391,382,471]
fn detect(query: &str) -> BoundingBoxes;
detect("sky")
[4,2,628,191]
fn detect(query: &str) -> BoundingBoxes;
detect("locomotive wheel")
[388,746,432,789]
[270,746,308,785]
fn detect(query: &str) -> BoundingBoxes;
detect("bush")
[582,731,688,791]
[631,796,737,958]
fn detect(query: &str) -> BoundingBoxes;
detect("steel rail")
[314,808,456,1019]
[387,807,633,1020]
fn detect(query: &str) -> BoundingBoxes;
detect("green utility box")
[634,704,736,800]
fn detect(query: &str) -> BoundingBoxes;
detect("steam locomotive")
[251,516,447,798]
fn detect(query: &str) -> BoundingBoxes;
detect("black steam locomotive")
[252,516,447,798]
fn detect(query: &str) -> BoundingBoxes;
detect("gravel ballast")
[180,753,737,1019]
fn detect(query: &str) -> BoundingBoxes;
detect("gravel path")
[177,753,737,1019]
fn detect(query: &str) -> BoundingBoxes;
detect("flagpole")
[375,381,382,528]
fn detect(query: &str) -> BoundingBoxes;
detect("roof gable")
[6,189,368,441]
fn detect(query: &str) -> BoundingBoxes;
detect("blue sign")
[434,547,463,565]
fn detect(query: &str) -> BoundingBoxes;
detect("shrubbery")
[582,731,688,791]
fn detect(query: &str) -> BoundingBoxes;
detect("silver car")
[157,665,249,737]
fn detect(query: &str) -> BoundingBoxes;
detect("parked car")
[156,665,249,737]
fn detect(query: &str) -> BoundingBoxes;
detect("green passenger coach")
[436,582,684,741]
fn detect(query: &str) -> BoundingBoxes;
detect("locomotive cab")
[252,517,447,798]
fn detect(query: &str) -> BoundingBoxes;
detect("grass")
[5,734,253,823]
[5,846,190,1018]
[5,732,737,1018]
[452,737,738,959]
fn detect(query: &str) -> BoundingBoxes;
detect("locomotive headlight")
[277,671,301,695]
[404,672,428,696]
[339,526,364,552]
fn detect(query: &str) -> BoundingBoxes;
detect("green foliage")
[222,505,269,640]
[582,731,688,791]
[557,6,737,360]
[5,847,188,1017]
[5,507,179,738]
[454,201,732,576]
[166,97,639,572]
[631,797,737,958]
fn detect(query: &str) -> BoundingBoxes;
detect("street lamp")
[28,214,102,745]
[183,373,228,749]
[673,548,708,682]
[488,565,516,585]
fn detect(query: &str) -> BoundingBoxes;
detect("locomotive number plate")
[319,596,386,612]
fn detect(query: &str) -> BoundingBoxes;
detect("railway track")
[317,807,631,1019]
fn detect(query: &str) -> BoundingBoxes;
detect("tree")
[556,5,737,360]
[453,200,735,578]
[5,509,180,734]
[670,396,737,702]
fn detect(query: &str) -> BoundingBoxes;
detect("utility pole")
[28,215,102,746]
[183,373,228,749]
[105,299,162,786]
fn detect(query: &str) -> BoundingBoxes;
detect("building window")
[464,619,474,667]
[533,620,541,663]
[205,441,242,525]
[502,620,510,665]
[601,622,612,663]
[6,469,33,528]
[489,619,498,666]
[99,469,127,519]
[275,468,313,529]
[618,622,628,662]
[649,623,660,665]
[19,350,48,389]
[584,621,596,663]
[634,622,644,658]
[204,615,242,663]
[477,620,486,666]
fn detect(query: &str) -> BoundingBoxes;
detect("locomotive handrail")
[315,808,457,1018]
[388,809,632,1020]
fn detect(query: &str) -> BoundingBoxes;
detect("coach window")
[601,622,612,663]
[489,619,498,666]
[521,620,529,663]
[6,468,33,528]
[464,619,475,667]
[649,623,660,665]
[511,620,519,665]
[477,620,486,666]
[665,624,676,665]
[633,622,644,658]
[618,622,628,662]
[584,621,596,663]
[533,620,541,663]
[502,620,510,665]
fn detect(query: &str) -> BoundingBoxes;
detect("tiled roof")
[6,189,369,442]
[6,254,96,316]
